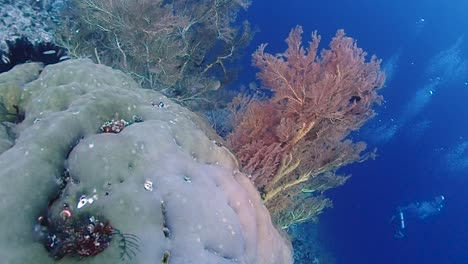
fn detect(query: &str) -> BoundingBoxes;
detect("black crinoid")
[112,228,141,261]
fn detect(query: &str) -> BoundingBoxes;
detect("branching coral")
[55,0,254,108]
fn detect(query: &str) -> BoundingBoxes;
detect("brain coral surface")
[0,59,292,264]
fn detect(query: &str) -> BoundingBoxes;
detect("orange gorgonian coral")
[228,26,385,226]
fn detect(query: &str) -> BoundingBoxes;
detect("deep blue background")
[244,0,468,263]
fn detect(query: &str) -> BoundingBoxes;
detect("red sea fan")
[228,26,385,225]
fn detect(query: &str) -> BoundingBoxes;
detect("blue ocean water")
[245,0,468,263]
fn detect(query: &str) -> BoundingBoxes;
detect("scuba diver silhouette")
[390,195,445,239]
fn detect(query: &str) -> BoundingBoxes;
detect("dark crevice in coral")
[1,121,18,145]
[160,200,171,238]
[6,105,25,124]
[203,245,236,261]
[0,37,66,73]
[66,136,81,159]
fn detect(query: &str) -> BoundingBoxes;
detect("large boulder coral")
[0,59,292,264]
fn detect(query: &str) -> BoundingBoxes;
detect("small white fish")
[42,50,57,55]
[1,54,10,64]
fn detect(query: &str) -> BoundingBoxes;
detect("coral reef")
[0,1,67,73]
[0,0,64,54]
[0,59,292,264]
[0,0,53,53]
